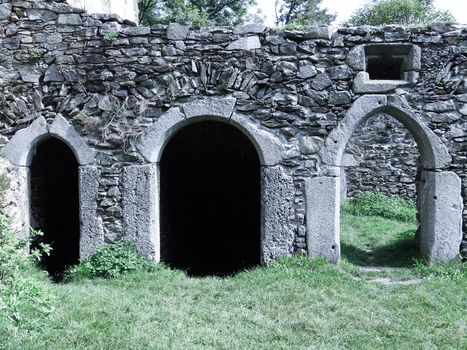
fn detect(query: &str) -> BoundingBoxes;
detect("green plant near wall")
[0,219,54,330]
[103,32,119,43]
[342,191,417,223]
[65,242,157,281]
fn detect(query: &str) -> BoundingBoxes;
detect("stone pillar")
[79,166,104,259]
[305,176,341,263]
[0,160,30,238]
[122,164,159,261]
[261,166,295,264]
[418,170,463,262]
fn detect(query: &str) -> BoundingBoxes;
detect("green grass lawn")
[2,211,465,350]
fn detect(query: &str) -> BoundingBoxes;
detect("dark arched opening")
[30,138,80,278]
[160,121,261,277]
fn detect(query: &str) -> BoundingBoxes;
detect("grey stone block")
[424,100,456,112]
[299,136,323,155]
[311,73,333,91]
[136,107,186,163]
[419,170,463,262]
[57,13,83,25]
[122,164,159,260]
[26,9,58,22]
[44,64,64,82]
[2,116,49,166]
[230,113,285,166]
[182,98,236,120]
[346,45,365,71]
[19,67,42,83]
[122,26,151,36]
[49,115,96,165]
[227,36,261,50]
[0,3,12,20]
[297,65,318,79]
[79,166,104,259]
[0,159,30,238]
[303,27,331,39]
[261,166,295,264]
[305,176,340,263]
[167,23,189,40]
[329,91,352,105]
[353,72,410,93]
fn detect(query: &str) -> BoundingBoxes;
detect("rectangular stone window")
[350,44,421,93]
[364,45,413,81]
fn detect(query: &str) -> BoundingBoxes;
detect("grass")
[341,213,419,267]
[2,254,465,349]
[1,193,465,349]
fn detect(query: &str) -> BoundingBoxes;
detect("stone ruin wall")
[0,0,465,257]
[345,115,419,200]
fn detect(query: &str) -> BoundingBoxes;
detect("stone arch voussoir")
[135,97,285,166]
[2,115,96,166]
[319,95,451,171]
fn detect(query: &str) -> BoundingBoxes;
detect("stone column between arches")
[306,167,463,263]
[79,165,104,259]
[121,163,296,264]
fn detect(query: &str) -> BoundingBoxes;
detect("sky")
[252,0,467,27]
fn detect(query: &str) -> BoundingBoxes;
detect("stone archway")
[307,95,463,262]
[30,137,80,276]
[1,115,103,260]
[125,98,295,265]
[160,120,261,276]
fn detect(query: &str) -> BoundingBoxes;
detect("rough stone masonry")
[0,0,465,264]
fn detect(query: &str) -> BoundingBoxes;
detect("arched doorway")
[30,138,80,277]
[341,113,421,266]
[308,95,462,263]
[160,121,261,276]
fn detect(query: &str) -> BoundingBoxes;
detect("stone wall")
[0,0,465,258]
[345,114,419,200]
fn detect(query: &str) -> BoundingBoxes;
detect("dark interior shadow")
[160,121,261,278]
[341,230,419,267]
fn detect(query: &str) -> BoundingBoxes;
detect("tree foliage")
[138,0,256,26]
[346,0,455,27]
[275,0,336,28]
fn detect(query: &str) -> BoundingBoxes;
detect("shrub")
[342,191,417,222]
[0,216,54,330]
[65,242,156,280]
[346,0,455,27]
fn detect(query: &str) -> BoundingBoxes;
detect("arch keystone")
[182,98,236,120]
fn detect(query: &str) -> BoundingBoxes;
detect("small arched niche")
[160,120,261,276]
[30,137,80,277]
